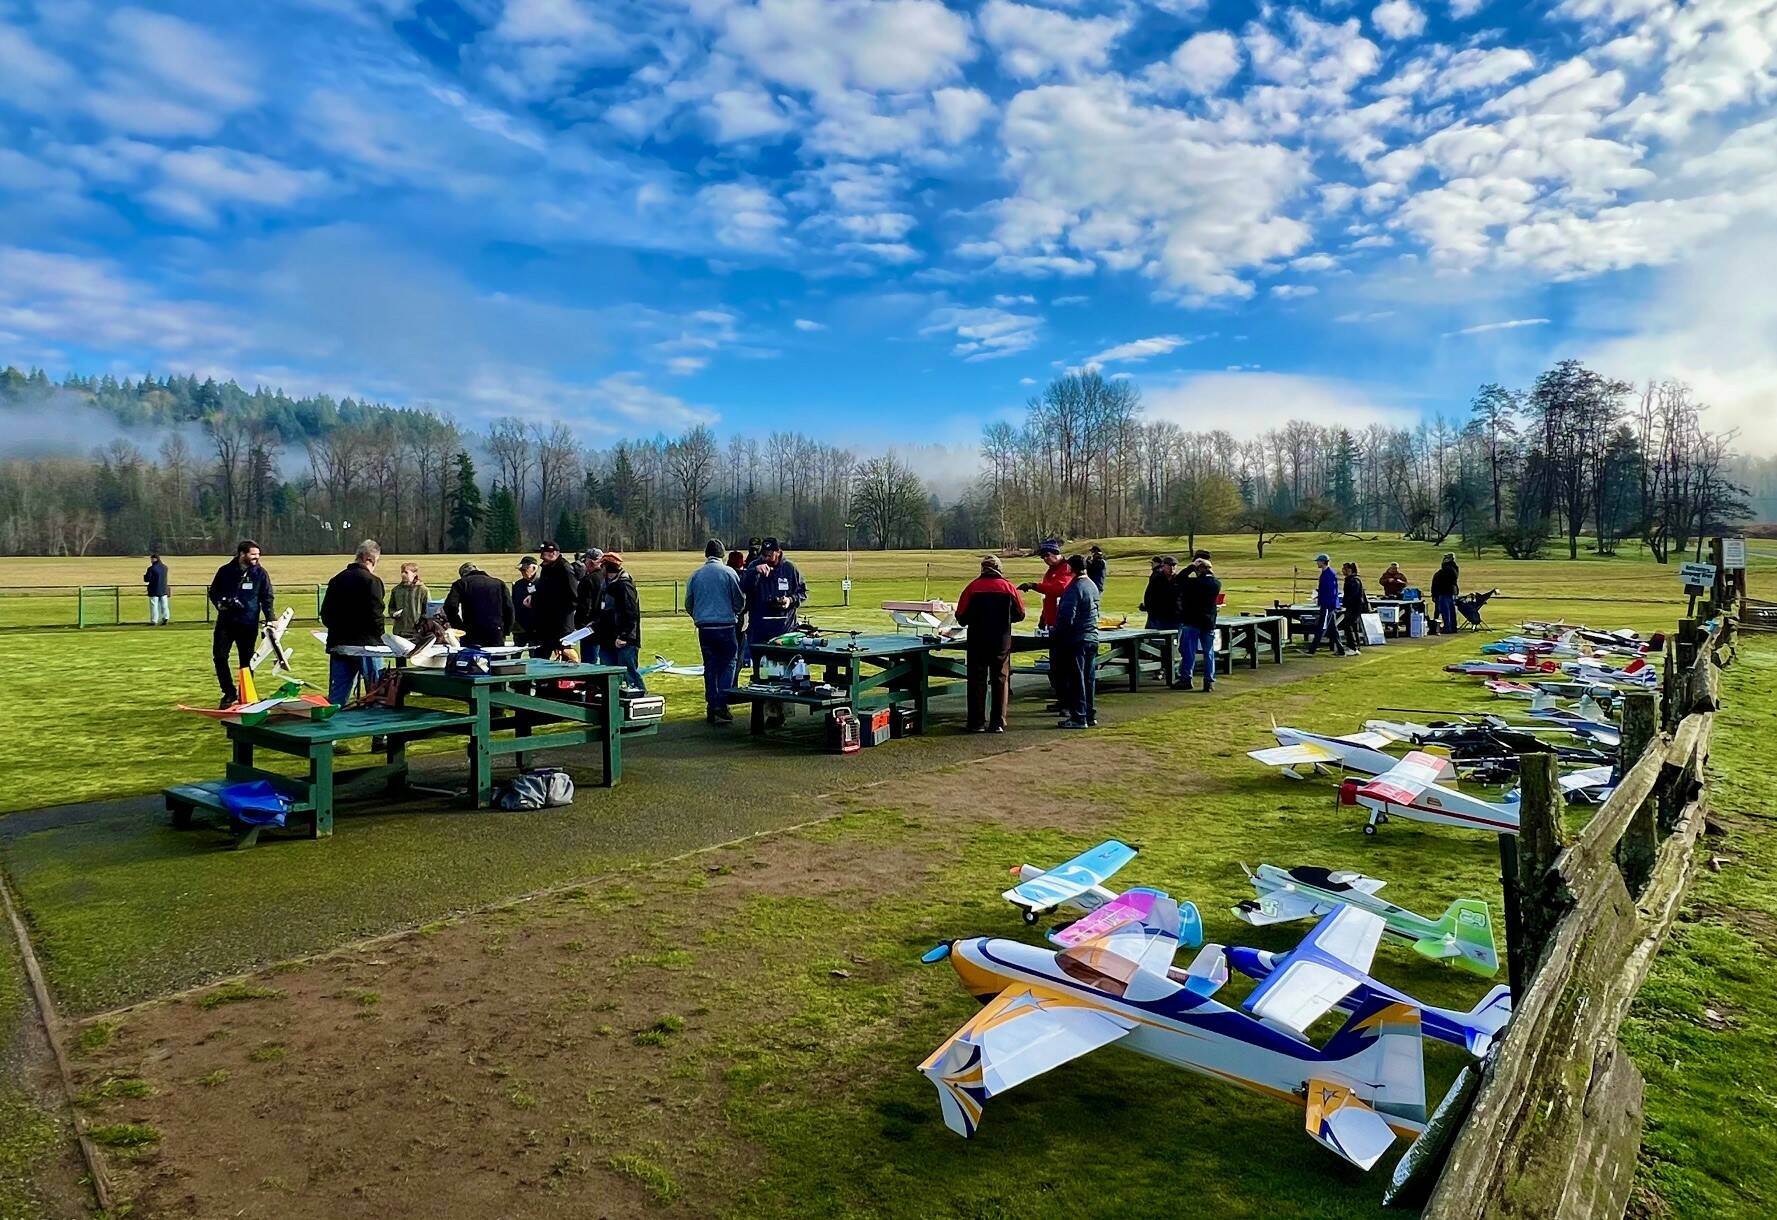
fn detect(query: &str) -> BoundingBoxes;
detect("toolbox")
[859,707,893,747]
[618,692,666,724]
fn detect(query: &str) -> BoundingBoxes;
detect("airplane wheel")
[1363,823,1377,836]
[1023,910,1039,926]
[1377,813,1389,824]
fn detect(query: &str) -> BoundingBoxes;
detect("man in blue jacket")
[206,540,275,705]
[144,552,170,625]
[1304,552,1347,657]
[1051,554,1102,729]
[743,537,806,646]
[685,538,745,724]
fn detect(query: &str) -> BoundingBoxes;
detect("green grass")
[192,981,284,1010]
[0,931,65,1219]
[86,1122,159,1148]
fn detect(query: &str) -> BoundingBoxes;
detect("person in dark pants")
[726,549,750,669]
[1052,554,1101,729]
[743,537,807,647]
[1431,553,1461,635]
[512,556,540,647]
[685,539,745,724]
[955,555,1026,732]
[1085,545,1107,592]
[593,552,645,690]
[1304,552,1346,656]
[206,540,274,706]
[1018,539,1073,713]
[1176,557,1221,690]
[320,540,386,707]
[444,561,514,647]
[1140,556,1177,633]
[144,552,170,625]
[1341,562,1371,652]
[529,541,580,655]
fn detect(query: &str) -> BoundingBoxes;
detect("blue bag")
[219,780,291,828]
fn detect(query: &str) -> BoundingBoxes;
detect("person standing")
[593,552,645,690]
[955,555,1026,733]
[1085,545,1107,592]
[320,540,386,707]
[443,561,514,648]
[206,540,274,706]
[1139,556,1177,633]
[512,556,540,647]
[1018,540,1074,712]
[743,537,806,646]
[1304,552,1346,656]
[530,541,580,654]
[1177,557,1221,691]
[726,548,751,668]
[1341,562,1370,654]
[686,539,745,724]
[144,552,170,626]
[1051,554,1101,729]
[1379,562,1408,600]
[387,562,430,641]
[1431,553,1461,635]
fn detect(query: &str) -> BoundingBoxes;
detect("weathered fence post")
[1615,692,1659,897]
[1498,834,1526,998]
[1516,752,1570,976]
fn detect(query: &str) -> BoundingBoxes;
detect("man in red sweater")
[956,556,1027,732]
[1018,540,1074,710]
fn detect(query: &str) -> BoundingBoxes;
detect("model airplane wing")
[918,986,1135,1138]
[1358,751,1457,809]
[1247,742,1342,768]
[1002,839,1136,916]
[1243,907,1386,1037]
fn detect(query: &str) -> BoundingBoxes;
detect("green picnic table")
[991,627,1178,692]
[1216,615,1287,668]
[738,633,938,734]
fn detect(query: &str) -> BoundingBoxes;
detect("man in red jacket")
[956,555,1027,732]
[1018,539,1074,710]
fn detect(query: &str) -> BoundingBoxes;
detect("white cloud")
[993,294,1036,305]
[793,318,827,331]
[705,87,797,143]
[79,8,260,137]
[1450,0,1487,16]
[921,304,1042,361]
[932,86,993,143]
[0,20,71,107]
[1272,283,1319,298]
[1082,335,1190,365]
[697,181,788,251]
[1143,370,1418,437]
[0,246,244,354]
[1372,0,1427,41]
[143,147,330,225]
[1442,317,1551,336]
[721,0,974,97]
[1432,47,1537,96]
[473,0,631,100]
[979,0,1128,82]
[1158,31,1243,96]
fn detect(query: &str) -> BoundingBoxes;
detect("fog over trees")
[0,361,1752,559]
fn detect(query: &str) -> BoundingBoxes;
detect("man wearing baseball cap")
[529,540,579,654]
[955,555,1026,732]
[592,552,645,690]
[512,555,540,647]
[1305,552,1346,657]
[1017,539,1074,711]
[443,560,513,648]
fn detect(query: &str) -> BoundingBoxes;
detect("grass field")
[0,535,1763,1219]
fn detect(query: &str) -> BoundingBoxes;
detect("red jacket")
[1030,562,1074,628]
[956,575,1027,653]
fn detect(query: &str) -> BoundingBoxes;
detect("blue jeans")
[1306,607,1344,654]
[1179,625,1215,686]
[1067,642,1099,724]
[1437,594,1458,634]
[600,643,646,691]
[696,626,739,713]
[327,653,383,706]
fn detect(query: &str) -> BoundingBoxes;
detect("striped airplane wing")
[1003,839,1137,914]
[1244,907,1387,1037]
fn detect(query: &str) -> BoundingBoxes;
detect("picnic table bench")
[722,685,855,735]
[992,627,1177,691]
[743,633,935,733]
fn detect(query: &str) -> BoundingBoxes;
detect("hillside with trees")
[0,361,1750,559]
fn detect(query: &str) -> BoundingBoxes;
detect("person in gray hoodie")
[1051,554,1102,729]
[684,538,746,724]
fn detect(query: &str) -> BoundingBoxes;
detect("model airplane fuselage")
[1248,726,1399,778]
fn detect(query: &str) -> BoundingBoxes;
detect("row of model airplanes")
[917,619,1659,1181]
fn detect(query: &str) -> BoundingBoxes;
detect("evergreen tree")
[447,451,483,552]
[555,507,587,553]
[484,481,520,551]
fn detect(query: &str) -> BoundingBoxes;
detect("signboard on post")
[1679,562,1716,590]
[1722,537,1746,570]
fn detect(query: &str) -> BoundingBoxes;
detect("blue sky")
[2,0,1776,461]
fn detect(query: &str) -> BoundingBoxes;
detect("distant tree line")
[0,361,1751,560]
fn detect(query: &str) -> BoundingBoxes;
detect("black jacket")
[1343,574,1370,616]
[144,561,169,596]
[321,563,385,649]
[513,575,540,636]
[1140,568,1176,625]
[594,572,642,649]
[1176,571,1222,630]
[207,559,274,630]
[532,557,580,643]
[956,574,1027,655]
[1431,563,1460,598]
[445,570,514,648]
[576,568,606,628]
[1086,555,1107,591]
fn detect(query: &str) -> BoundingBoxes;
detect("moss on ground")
[0,933,66,1220]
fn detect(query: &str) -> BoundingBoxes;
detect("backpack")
[495,768,575,811]
[350,669,405,709]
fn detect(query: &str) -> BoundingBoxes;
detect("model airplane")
[249,608,298,674]
[1363,719,1615,777]
[1247,725,1399,778]
[1234,864,1498,977]
[639,654,705,678]
[882,599,959,635]
[178,678,335,725]
[918,895,1438,1171]
[1445,657,1560,677]
[1560,656,1657,688]
[1004,839,1205,946]
[1342,751,1615,836]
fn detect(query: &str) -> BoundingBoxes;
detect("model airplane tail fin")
[1305,1080,1398,1171]
[1419,899,1500,978]
[237,666,258,704]
[1322,996,1428,1129]
[1459,986,1514,1058]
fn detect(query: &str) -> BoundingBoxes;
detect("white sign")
[1679,562,1716,590]
[841,578,853,591]
[1722,537,1746,570]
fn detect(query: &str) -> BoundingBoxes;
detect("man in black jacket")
[1140,556,1177,632]
[512,556,540,646]
[1175,557,1221,691]
[144,552,170,625]
[955,556,1026,732]
[593,552,645,690]
[321,540,386,706]
[206,540,274,706]
[1431,553,1460,635]
[529,541,579,654]
[444,562,514,648]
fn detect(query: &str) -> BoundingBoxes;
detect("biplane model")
[918,896,1445,1171]
[1234,863,1499,978]
[881,599,960,636]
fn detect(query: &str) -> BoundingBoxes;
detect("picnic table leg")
[914,653,929,734]
[469,688,493,807]
[310,744,334,838]
[1246,625,1258,670]
[599,670,621,787]
[1271,624,1283,663]
[1161,634,1175,689]
[384,735,408,795]
[515,714,532,772]
[752,699,766,736]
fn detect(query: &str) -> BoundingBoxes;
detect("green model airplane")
[1233,863,1499,978]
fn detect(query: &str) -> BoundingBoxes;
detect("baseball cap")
[584,547,604,561]
[761,536,780,551]
[599,551,624,568]
[537,540,559,551]
[1314,552,1330,563]
[518,556,536,569]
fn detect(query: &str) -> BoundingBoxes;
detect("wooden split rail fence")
[1417,605,1734,1217]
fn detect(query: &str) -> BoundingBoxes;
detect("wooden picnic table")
[1269,600,1423,639]
[739,633,937,734]
[1215,615,1287,668]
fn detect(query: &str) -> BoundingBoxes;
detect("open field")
[0,538,1763,1219]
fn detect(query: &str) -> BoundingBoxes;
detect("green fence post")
[316,585,324,618]
[674,580,680,615]
[114,585,120,624]
[77,587,85,628]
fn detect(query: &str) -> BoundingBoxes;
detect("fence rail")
[1413,581,1734,1217]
